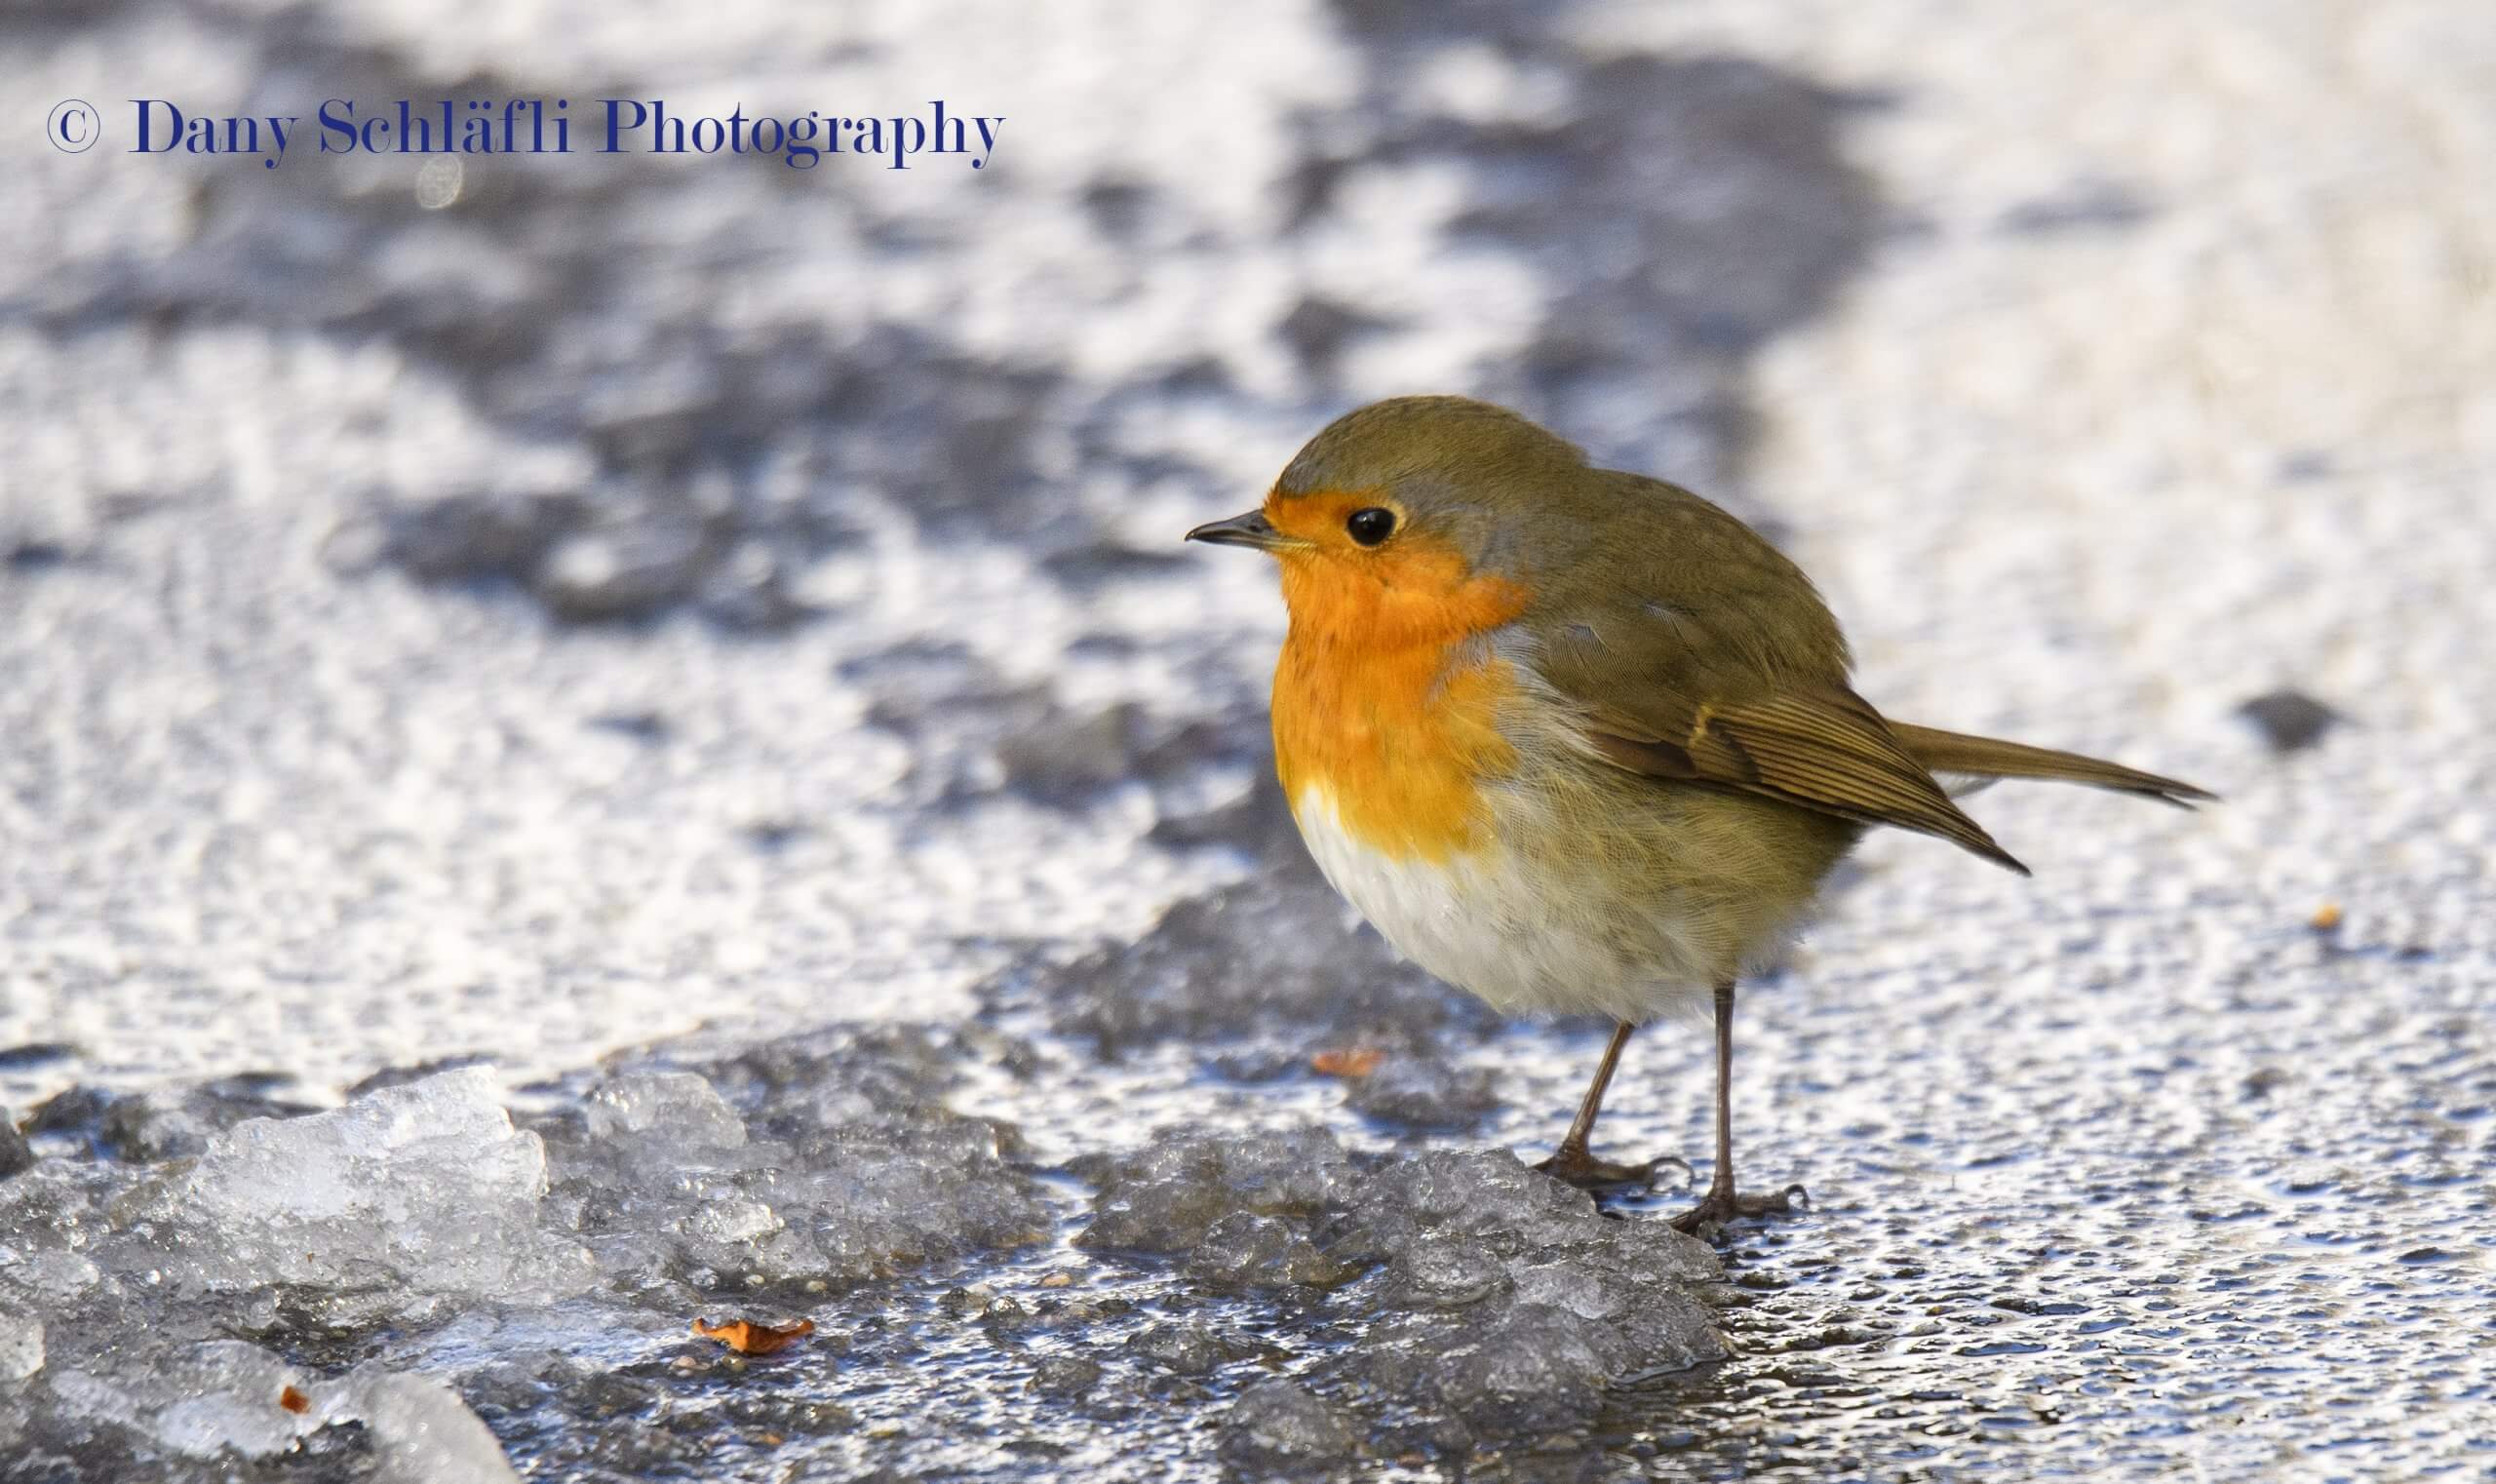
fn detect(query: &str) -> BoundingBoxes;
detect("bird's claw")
[1533,1145,1694,1193]
[1667,1181,1809,1234]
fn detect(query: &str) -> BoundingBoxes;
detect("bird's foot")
[1533,1143,1691,1193]
[1668,1180,1809,1235]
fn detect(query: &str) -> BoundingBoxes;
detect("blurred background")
[3,1,2491,1480]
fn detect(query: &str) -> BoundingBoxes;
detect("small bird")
[1188,396,2210,1232]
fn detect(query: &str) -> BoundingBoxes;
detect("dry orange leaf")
[691,1316,816,1356]
[1310,1048,1384,1078]
[2311,902,2343,931]
[277,1385,310,1414]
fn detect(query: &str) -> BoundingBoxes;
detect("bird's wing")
[1536,629,2028,875]
[1518,470,2024,873]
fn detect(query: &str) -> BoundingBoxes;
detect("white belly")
[1291,786,1721,1024]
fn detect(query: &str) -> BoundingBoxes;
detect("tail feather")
[1888,722,2215,808]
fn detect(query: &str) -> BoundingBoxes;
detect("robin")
[1187,396,2211,1232]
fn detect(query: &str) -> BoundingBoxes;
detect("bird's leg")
[1670,980,1808,1232]
[1534,1021,1674,1190]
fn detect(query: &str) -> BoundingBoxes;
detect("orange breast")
[1270,544,1530,863]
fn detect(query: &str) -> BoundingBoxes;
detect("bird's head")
[1186,396,1593,643]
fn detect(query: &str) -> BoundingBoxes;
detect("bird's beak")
[1184,509,1287,552]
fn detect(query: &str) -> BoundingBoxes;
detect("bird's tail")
[1888,722,2214,807]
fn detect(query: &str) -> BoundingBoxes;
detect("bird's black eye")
[1346,507,1396,546]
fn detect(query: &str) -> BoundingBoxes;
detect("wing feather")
[1582,685,2028,874]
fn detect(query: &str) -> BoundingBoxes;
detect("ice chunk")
[585,1071,748,1152]
[326,1369,523,1484]
[0,1230,103,1309]
[1083,1142,1726,1442]
[1220,1380,1355,1469]
[1028,1354,1104,1398]
[162,1067,595,1307]
[1124,1321,1247,1377]
[1416,1303,1628,1428]
[684,1195,781,1245]
[0,1165,111,1325]
[52,1347,520,1482]
[1073,1127,1358,1254]
[544,1037,1051,1291]
[49,1341,306,1459]
[758,1125,1048,1281]
[1386,1233,1512,1309]
[1331,1153,1724,1429]
[0,1309,40,1382]
[1185,1212,1354,1292]
[1315,1147,1598,1265]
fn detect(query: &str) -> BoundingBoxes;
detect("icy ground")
[5,0,2495,1479]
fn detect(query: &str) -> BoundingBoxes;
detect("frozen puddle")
[0,1025,1734,1481]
